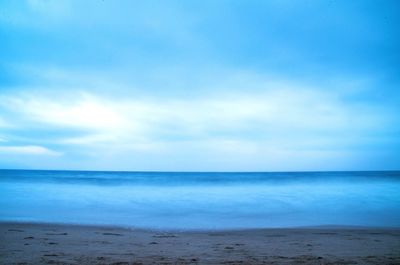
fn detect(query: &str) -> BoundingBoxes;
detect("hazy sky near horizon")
[0,0,399,171]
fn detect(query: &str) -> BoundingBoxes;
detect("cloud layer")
[0,0,399,170]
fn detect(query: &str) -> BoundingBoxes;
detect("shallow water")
[0,170,399,229]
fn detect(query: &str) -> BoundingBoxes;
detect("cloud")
[0,145,62,156]
[0,83,390,147]
[0,82,398,170]
[1,54,398,170]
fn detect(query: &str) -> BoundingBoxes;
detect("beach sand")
[1,222,399,264]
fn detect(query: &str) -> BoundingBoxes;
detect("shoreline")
[3,220,399,232]
[1,222,400,264]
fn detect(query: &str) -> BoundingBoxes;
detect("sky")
[0,0,399,171]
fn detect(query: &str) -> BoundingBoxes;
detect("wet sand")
[1,222,399,264]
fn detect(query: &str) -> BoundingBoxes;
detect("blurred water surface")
[0,170,399,229]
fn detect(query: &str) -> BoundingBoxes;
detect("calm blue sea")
[0,170,399,229]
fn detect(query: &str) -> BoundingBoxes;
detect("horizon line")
[1,168,399,174]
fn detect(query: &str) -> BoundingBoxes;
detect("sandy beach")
[1,222,399,264]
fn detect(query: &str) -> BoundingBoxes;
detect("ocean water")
[0,170,399,230]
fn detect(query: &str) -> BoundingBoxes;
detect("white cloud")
[0,67,396,170]
[24,94,127,130]
[0,86,386,149]
[0,145,62,156]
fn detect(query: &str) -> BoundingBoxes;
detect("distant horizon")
[1,168,399,173]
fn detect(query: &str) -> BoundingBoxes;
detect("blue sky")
[0,0,399,171]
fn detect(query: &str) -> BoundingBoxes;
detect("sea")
[0,170,399,230]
